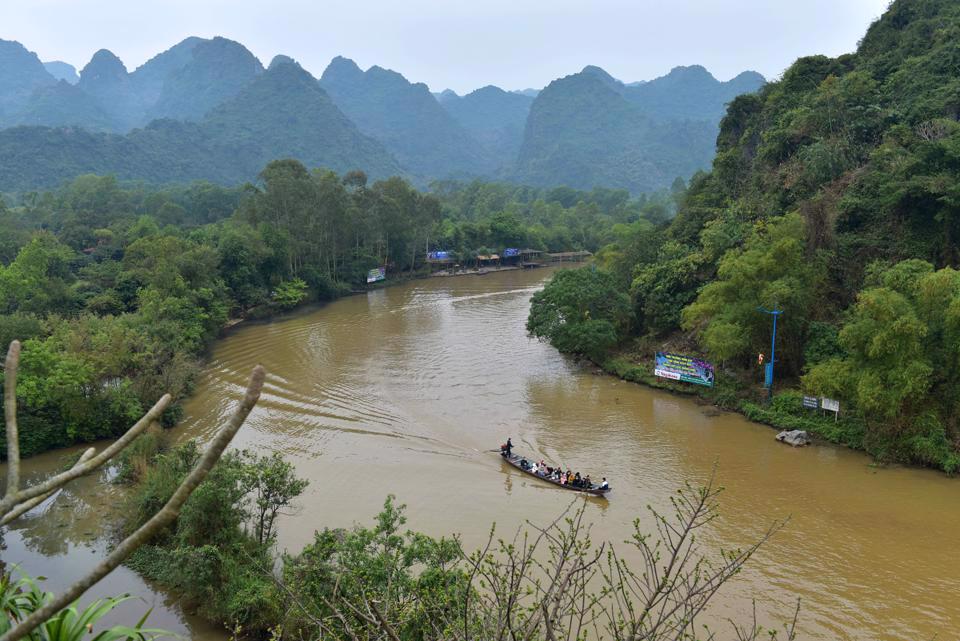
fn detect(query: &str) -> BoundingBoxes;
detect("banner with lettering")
[654,352,715,387]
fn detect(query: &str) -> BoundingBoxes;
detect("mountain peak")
[82,49,128,78]
[321,56,364,84]
[0,39,56,98]
[662,65,716,83]
[579,65,623,92]
[436,89,459,103]
[269,54,299,70]
[729,70,766,85]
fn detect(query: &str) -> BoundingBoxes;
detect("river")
[3,267,958,640]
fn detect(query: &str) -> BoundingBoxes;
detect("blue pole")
[757,306,782,401]
[769,311,778,400]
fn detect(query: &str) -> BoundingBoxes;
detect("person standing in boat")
[505,438,513,456]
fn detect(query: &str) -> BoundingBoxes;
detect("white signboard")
[654,368,682,381]
[821,397,840,413]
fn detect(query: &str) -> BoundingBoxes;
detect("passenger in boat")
[599,478,609,490]
[583,475,591,488]
[560,472,567,485]
[520,458,529,470]
[531,462,539,475]
[573,472,582,487]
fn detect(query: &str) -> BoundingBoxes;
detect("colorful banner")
[654,352,715,387]
[503,248,520,257]
[427,251,452,260]
[366,267,386,283]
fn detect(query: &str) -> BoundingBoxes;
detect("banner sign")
[802,396,819,409]
[821,397,840,413]
[366,267,386,283]
[427,251,452,260]
[654,352,715,387]
[503,248,520,257]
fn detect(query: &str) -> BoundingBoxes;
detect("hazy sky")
[5,0,891,94]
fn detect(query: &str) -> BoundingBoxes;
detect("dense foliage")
[532,0,960,471]
[527,268,631,360]
[0,167,657,458]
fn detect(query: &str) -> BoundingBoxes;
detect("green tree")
[527,267,631,360]
[682,214,825,371]
[273,278,308,309]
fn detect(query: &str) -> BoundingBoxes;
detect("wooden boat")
[500,452,611,497]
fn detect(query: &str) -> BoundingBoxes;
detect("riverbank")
[7,266,960,641]
[599,347,957,474]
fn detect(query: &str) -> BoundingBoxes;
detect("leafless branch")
[4,340,21,501]
[0,393,172,518]
[0,447,96,526]
[0,364,266,641]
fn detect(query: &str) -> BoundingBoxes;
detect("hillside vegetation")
[532,0,960,472]
[515,65,764,193]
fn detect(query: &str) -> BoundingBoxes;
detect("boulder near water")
[776,429,810,447]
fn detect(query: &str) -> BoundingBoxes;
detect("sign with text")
[821,397,840,413]
[504,248,520,257]
[427,251,452,260]
[802,396,819,409]
[366,267,386,283]
[654,352,715,387]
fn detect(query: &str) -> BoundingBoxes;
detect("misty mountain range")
[0,36,765,193]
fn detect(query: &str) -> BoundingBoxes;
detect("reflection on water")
[4,267,959,641]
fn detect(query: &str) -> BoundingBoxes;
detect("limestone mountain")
[42,61,78,84]
[439,85,534,166]
[128,36,206,106]
[623,65,766,122]
[514,65,764,192]
[14,80,114,130]
[319,56,494,178]
[77,49,139,129]
[0,39,56,123]
[202,58,400,179]
[0,59,401,191]
[147,37,264,121]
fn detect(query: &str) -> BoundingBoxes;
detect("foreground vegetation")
[0,168,674,458]
[115,433,792,640]
[530,0,960,473]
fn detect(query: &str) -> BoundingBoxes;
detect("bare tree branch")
[0,393,172,518]
[0,447,96,526]
[4,340,21,500]
[0,364,266,641]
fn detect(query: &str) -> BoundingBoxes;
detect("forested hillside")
[437,85,534,164]
[319,56,496,179]
[532,0,960,472]
[0,60,401,190]
[515,65,765,193]
[0,36,763,192]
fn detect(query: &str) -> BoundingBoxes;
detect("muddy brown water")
[3,267,958,640]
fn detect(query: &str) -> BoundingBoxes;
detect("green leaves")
[272,278,308,310]
[0,572,166,641]
[682,213,825,370]
[527,267,631,360]
[804,261,960,440]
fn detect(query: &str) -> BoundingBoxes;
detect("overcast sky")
[5,0,891,94]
